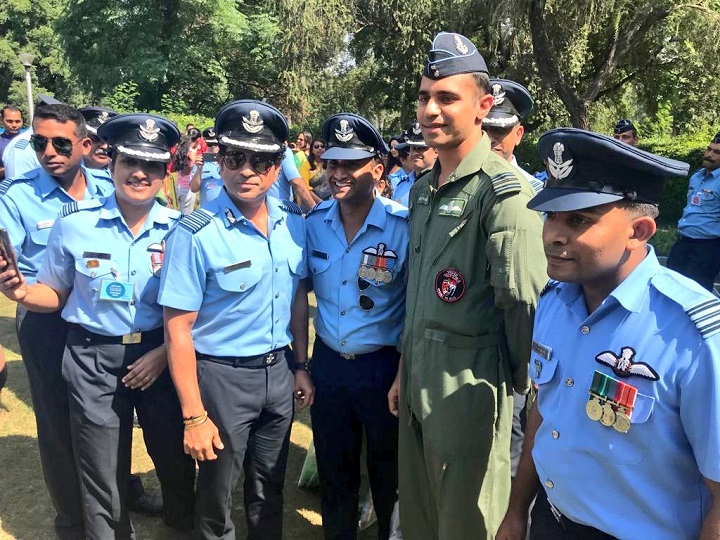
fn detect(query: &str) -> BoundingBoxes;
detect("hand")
[388,373,400,417]
[122,345,167,390]
[194,153,204,167]
[496,509,528,540]
[293,370,314,409]
[183,417,224,461]
[0,257,27,303]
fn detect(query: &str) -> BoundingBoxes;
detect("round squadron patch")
[435,268,466,303]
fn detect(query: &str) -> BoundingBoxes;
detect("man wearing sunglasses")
[392,121,437,207]
[0,102,115,539]
[306,113,408,539]
[159,99,314,539]
[390,32,548,539]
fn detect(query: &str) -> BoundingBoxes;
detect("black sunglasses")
[323,158,373,172]
[358,277,375,311]
[222,151,281,174]
[29,134,83,157]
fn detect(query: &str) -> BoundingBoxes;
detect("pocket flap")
[215,264,263,292]
[74,258,115,279]
[309,256,331,275]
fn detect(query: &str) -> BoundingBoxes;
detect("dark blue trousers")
[667,235,720,291]
[530,490,616,540]
[311,338,399,540]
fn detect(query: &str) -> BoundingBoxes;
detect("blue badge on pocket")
[99,279,134,302]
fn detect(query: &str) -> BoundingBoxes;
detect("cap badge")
[97,111,110,124]
[454,35,469,55]
[335,119,354,143]
[242,110,264,134]
[139,119,160,142]
[412,122,422,136]
[492,84,506,106]
[547,142,573,180]
[207,128,216,138]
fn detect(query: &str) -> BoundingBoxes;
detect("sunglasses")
[323,158,373,172]
[29,134,83,157]
[358,277,375,311]
[313,144,325,149]
[221,151,281,174]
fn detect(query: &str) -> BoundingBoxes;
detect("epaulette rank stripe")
[179,210,213,233]
[0,179,13,196]
[15,139,29,150]
[281,200,303,215]
[60,201,79,217]
[686,298,720,338]
[490,172,522,196]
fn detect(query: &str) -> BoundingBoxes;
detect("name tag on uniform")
[223,260,251,273]
[99,279,134,302]
[83,251,112,260]
[36,220,55,230]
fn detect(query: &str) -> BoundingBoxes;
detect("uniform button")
[131,270,137,276]
[565,378,574,387]
[340,310,346,316]
[342,280,347,285]
[345,248,350,253]
[551,430,559,439]
[341,340,346,346]
[129,301,136,306]
[135,328,141,332]
[239,282,246,291]
[275,267,279,273]
[580,325,590,335]
[275,293,279,298]
[90,272,97,278]
[275,319,279,324]
[545,480,554,489]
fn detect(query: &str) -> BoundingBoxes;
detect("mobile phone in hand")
[0,228,19,277]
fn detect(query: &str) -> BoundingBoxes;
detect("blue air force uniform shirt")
[677,167,720,239]
[390,170,414,208]
[158,189,307,357]
[531,247,720,539]
[37,194,180,336]
[0,166,115,283]
[306,196,408,354]
[267,147,301,202]
[199,161,222,208]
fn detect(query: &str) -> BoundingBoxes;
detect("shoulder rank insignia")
[540,279,559,297]
[596,346,659,381]
[686,297,720,339]
[0,178,14,196]
[59,199,102,218]
[179,209,214,233]
[490,171,522,197]
[281,200,303,215]
[15,139,29,150]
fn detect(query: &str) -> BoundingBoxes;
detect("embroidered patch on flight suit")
[595,346,659,381]
[434,268,466,303]
[437,198,466,217]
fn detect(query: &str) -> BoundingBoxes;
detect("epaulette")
[490,171,523,197]
[305,200,333,217]
[380,197,409,220]
[281,199,303,215]
[179,209,214,233]
[15,139,29,150]
[653,271,720,339]
[59,198,103,218]
[0,178,15,196]
[540,279,559,297]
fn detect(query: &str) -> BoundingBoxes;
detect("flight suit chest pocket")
[530,341,557,385]
[215,264,263,294]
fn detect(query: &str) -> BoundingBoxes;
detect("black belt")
[317,337,397,360]
[68,324,163,345]
[679,235,720,243]
[545,497,616,539]
[196,347,287,369]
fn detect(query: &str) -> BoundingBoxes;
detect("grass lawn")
[0,294,376,539]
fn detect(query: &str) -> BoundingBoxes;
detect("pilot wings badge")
[454,35,468,55]
[547,142,573,180]
[242,110,264,134]
[595,346,659,381]
[139,119,160,142]
[335,119,354,143]
[492,84,506,106]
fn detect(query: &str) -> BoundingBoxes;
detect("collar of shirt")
[429,132,491,187]
[324,196,388,237]
[701,167,720,181]
[215,188,285,230]
[397,170,416,185]
[554,246,661,316]
[98,192,173,228]
[36,165,102,200]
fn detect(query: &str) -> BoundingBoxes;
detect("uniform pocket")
[28,226,52,248]
[309,256,333,299]
[214,265,263,294]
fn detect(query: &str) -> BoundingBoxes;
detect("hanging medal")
[586,371,604,421]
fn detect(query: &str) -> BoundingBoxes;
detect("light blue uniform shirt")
[267,147,301,202]
[158,189,307,357]
[390,170,414,208]
[677,167,720,239]
[0,166,115,283]
[37,194,181,336]
[531,247,720,539]
[2,130,39,180]
[511,155,544,193]
[306,197,408,355]
[198,161,222,208]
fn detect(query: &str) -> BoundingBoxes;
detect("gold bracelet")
[183,411,208,429]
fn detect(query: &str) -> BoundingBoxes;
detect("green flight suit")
[398,135,547,539]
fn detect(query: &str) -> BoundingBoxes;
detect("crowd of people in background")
[1,28,720,540]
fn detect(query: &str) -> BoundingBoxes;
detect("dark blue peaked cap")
[423,32,488,80]
[614,119,636,134]
[528,128,689,212]
[79,107,117,136]
[214,100,288,153]
[483,79,533,128]
[395,122,427,150]
[321,113,388,160]
[98,113,180,163]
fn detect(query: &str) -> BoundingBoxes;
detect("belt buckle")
[340,352,356,360]
[264,353,276,365]
[122,332,142,345]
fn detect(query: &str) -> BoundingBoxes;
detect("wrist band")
[183,411,208,430]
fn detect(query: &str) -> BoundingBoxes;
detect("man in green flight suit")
[387,31,548,539]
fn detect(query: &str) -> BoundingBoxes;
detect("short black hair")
[617,200,659,219]
[471,72,492,95]
[2,105,21,119]
[33,104,87,138]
